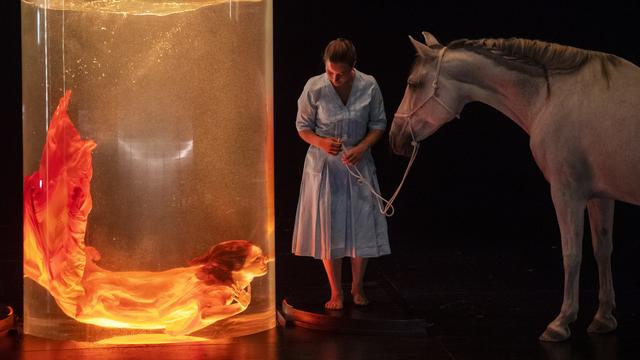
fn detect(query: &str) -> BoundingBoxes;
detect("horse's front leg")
[586,198,617,334]
[540,185,587,342]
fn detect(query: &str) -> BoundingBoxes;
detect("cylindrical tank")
[21,0,274,343]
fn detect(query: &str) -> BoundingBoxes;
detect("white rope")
[341,133,418,217]
[342,46,458,217]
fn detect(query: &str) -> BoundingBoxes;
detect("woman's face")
[325,61,354,88]
[242,246,269,276]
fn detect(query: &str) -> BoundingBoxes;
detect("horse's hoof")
[587,316,617,334]
[539,325,571,342]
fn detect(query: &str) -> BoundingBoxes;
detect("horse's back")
[534,56,640,204]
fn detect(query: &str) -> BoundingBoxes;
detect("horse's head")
[390,32,463,156]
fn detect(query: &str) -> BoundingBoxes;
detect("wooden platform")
[277,276,428,335]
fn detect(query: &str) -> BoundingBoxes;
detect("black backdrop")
[273,0,640,259]
[2,0,640,313]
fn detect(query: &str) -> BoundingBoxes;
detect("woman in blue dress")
[292,38,390,310]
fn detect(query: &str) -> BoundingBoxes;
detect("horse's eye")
[407,80,420,90]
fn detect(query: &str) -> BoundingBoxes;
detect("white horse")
[389,31,640,342]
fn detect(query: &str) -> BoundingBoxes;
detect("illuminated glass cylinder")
[21,0,274,342]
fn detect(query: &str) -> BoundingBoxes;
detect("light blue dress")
[292,70,390,259]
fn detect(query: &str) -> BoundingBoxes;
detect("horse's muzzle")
[389,130,413,157]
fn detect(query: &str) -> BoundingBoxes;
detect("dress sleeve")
[368,80,387,131]
[295,80,318,132]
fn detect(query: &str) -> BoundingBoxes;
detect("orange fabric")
[23,92,267,336]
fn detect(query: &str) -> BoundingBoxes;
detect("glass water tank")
[21,0,274,343]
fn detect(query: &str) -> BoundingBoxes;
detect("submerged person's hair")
[323,38,357,67]
[189,240,254,285]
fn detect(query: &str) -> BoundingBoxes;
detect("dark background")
[2,0,640,317]
[271,0,640,303]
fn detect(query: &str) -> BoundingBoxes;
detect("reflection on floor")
[2,249,640,359]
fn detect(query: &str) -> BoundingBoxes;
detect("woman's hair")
[323,38,357,67]
[189,240,254,285]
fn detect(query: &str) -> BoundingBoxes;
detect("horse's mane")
[448,38,620,89]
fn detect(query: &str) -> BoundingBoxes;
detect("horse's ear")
[409,35,437,58]
[422,31,441,47]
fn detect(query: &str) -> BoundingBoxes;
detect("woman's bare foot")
[325,293,344,310]
[351,288,370,306]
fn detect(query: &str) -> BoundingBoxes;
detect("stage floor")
[2,250,640,359]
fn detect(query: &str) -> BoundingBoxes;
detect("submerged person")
[22,91,271,336]
[75,240,269,336]
[292,38,390,310]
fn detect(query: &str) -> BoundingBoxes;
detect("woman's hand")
[298,130,342,156]
[341,129,383,165]
[231,284,251,308]
[342,144,367,165]
[318,136,342,156]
